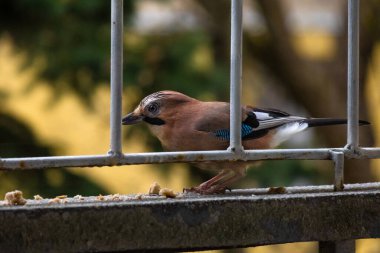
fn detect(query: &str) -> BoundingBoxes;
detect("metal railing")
[1,0,380,252]
[0,0,379,186]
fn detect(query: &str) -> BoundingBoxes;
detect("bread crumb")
[135,194,143,200]
[48,196,67,204]
[4,190,27,206]
[96,194,105,201]
[159,188,177,198]
[149,182,161,195]
[48,198,61,204]
[175,193,184,198]
[74,195,84,200]
[34,195,43,201]
[110,193,121,201]
[56,195,67,199]
[268,187,287,194]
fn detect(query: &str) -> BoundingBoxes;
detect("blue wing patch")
[214,129,229,140]
[214,123,253,141]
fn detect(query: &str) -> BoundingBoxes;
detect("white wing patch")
[254,112,272,120]
[270,122,309,147]
[254,115,305,131]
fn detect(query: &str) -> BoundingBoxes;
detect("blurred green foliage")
[124,32,229,100]
[0,0,134,105]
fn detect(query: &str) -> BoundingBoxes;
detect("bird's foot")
[183,186,229,195]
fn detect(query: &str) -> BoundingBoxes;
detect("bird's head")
[122,90,195,126]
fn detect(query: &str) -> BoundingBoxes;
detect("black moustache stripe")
[143,117,166,126]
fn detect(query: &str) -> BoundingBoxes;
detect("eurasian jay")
[122,90,369,194]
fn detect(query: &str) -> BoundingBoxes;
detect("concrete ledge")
[1,185,380,252]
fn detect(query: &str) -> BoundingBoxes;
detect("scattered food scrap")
[4,190,27,206]
[48,198,61,204]
[96,194,122,201]
[96,194,105,201]
[34,195,43,201]
[74,195,84,200]
[1,188,182,206]
[267,187,287,194]
[110,193,121,201]
[149,182,161,195]
[48,195,68,204]
[159,188,177,198]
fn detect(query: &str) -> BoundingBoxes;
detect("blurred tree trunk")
[197,0,380,183]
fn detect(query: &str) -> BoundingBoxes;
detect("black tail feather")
[302,118,370,128]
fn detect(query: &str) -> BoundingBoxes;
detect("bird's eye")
[147,103,159,114]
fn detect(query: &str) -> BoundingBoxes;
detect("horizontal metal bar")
[355,147,380,159]
[1,148,380,170]
[1,184,380,252]
[0,149,331,170]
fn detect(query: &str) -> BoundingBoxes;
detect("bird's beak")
[122,112,144,125]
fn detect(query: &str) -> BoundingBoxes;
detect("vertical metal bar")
[229,0,243,153]
[319,240,355,253]
[331,151,344,191]
[336,240,356,253]
[109,0,123,155]
[347,0,360,150]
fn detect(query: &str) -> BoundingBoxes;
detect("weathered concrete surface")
[1,188,380,252]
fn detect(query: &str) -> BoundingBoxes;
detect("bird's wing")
[241,107,306,142]
[246,107,301,129]
[196,107,306,141]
